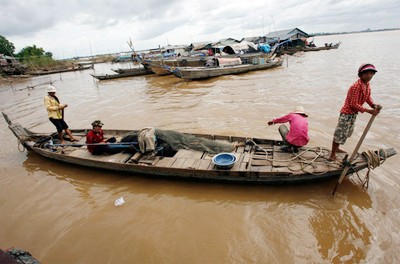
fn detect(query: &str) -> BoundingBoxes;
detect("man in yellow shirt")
[44,85,77,144]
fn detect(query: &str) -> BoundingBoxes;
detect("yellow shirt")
[44,95,63,119]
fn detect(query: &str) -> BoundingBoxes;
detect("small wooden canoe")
[28,64,94,76]
[277,42,341,55]
[91,68,151,80]
[111,67,153,74]
[303,41,341,52]
[3,112,396,185]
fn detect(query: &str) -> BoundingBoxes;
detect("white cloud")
[1,0,399,58]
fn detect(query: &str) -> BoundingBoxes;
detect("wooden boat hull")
[28,65,93,76]
[303,42,341,52]
[112,68,152,74]
[31,147,352,184]
[172,59,283,81]
[147,65,171,76]
[141,52,273,76]
[91,68,151,80]
[278,42,341,55]
[3,112,396,185]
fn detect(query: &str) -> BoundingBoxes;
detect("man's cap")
[91,120,104,127]
[358,64,377,76]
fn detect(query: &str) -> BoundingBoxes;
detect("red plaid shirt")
[341,79,374,114]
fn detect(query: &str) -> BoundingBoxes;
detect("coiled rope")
[364,149,387,169]
[17,140,25,152]
[357,149,387,189]
[245,139,341,175]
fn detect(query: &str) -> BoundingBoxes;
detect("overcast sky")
[1,0,399,59]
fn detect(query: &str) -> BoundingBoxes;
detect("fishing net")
[121,129,235,154]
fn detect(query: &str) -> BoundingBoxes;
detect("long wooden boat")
[303,41,341,52]
[140,58,207,76]
[3,112,396,185]
[28,64,94,76]
[111,67,152,74]
[278,42,341,55]
[141,52,273,76]
[91,68,152,80]
[171,58,283,81]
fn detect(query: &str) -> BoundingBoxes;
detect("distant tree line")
[1,35,54,60]
[312,27,400,36]
[0,35,64,70]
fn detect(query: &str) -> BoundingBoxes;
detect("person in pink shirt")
[268,106,309,151]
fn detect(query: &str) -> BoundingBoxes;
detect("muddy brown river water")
[1,31,399,263]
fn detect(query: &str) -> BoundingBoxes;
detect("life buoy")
[181,59,188,66]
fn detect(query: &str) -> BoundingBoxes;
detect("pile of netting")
[121,129,235,154]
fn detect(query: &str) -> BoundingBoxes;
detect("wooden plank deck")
[170,158,186,168]
[174,149,204,159]
[194,159,212,170]
[68,149,132,163]
[230,153,243,171]
[154,157,176,167]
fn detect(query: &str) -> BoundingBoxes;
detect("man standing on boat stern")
[268,106,309,151]
[329,64,381,161]
[44,84,77,144]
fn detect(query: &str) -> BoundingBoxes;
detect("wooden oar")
[331,106,382,196]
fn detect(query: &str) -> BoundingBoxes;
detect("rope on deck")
[356,149,388,189]
[246,139,340,175]
[17,140,25,152]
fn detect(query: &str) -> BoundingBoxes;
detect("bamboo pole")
[49,142,138,147]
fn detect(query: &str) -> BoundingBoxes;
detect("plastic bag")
[114,197,125,206]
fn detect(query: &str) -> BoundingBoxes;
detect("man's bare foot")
[61,141,66,145]
[337,148,347,153]
[328,155,342,162]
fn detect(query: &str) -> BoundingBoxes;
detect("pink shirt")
[273,113,309,147]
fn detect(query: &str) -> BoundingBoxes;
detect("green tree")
[16,45,61,70]
[0,35,15,56]
[16,45,47,58]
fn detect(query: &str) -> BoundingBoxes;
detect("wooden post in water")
[331,105,382,196]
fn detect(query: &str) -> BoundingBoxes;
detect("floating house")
[265,28,310,45]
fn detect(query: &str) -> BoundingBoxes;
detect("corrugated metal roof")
[189,41,213,50]
[217,38,240,43]
[265,28,309,40]
[241,36,264,43]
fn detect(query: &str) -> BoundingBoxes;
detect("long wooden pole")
[49,142,138,147]
[331,106,381,196]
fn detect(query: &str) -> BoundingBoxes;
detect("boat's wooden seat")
[68,149,133,163]
[154,149,214,169]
